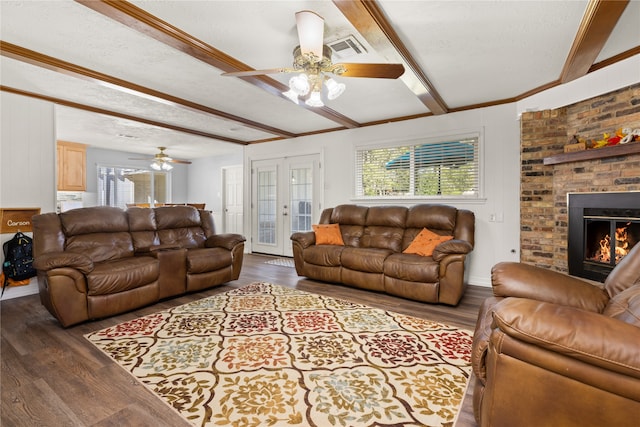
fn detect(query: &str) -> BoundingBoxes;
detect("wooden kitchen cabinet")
[57,141,86,191]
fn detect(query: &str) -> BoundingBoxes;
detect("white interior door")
[222,165,243,234]
[251,155,321,257]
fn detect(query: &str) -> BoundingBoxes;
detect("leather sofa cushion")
[187,247,232,274]
[603,285,640,327]
[60,206,129,236]
[158,227,207,249]
[403,205,458,249]
[361,226,404,252]
[384,253,439,282]
[406,204,457,230]
[341,247,393,273]
[338,224,365,247]
[365,206,407,228]
[127,207,157,231]
[303,245,344,266]
[66,232,134,263]
[87,256,158,295]
[155,205,202,228]
[330,204,368,225]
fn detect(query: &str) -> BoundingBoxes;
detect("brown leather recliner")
[32,206,245,327]
[471,243,640,427]
[291,204,475,305]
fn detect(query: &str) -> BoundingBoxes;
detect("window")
[355,135,480,199]
[97,166,169,208]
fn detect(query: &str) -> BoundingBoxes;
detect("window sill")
[350,196,487,205]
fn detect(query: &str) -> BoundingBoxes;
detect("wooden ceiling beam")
[333,0,448,115]
[0,41,296,139]
[560,0,629,83]
[0,85,250,144]
[75,0,360,129]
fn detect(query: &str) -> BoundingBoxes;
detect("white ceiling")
[1,0,638,160]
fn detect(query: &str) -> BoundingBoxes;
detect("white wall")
[245,103,521,287]
[188,152,243,230]
[1,91,56,300]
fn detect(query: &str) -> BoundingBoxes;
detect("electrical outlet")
[489,213,496,222]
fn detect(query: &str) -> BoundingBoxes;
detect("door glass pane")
[257,169,276,245]
[290,166,312,233]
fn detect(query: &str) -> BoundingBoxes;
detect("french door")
[251,154,321,257]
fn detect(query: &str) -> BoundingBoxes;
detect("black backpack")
[2,232,36,295]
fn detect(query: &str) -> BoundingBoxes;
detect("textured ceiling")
[1,0,638,160]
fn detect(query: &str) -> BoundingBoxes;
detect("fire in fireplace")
[568,192,640,282]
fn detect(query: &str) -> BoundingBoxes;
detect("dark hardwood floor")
[1,254,491,426]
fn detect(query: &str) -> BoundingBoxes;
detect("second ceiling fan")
[129,147,191,171]
[222,10,405,107]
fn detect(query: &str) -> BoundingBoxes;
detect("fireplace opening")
[583,217,640,277]
[568,192,640,282]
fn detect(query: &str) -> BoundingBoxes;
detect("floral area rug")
[85,282,473,427]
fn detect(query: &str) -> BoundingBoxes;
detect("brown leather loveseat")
[290,204,475,305]
[471,243,640,427]
[32,206,245,327]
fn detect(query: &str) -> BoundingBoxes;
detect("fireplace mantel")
[544,142,640,165]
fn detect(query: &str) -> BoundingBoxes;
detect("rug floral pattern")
[86,282,472,427]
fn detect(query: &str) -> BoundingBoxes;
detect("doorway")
[222,165,243,235]
[251,154,321,257]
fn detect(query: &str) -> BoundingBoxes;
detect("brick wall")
[520,83,640,272]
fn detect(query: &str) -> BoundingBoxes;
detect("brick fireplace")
[520,83,640,277]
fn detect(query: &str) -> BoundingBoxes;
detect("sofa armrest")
[33,251,94,274]
[491,262,609,312]
[205,233,246,250]
[492,298,640,378]
[290,231,316,249]
[432,239,473,261]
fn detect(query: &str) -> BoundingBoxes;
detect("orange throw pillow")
[403,228,453,256]
[312,223,345,245]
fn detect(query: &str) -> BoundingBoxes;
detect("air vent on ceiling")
[327,35,367,59]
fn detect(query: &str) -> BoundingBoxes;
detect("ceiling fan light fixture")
[282,89,299,104]
[305,90,324,107]
[325,77,346,100]
[295,10,324,60]
[162,162,173,171]
[151,161,162,171]
[289,73,310,96]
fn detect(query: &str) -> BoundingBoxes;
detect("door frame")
[247,152,323,256]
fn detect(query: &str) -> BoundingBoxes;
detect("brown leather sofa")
[32,206,245,327]
[290,204,475,305]
[471,243,640,427]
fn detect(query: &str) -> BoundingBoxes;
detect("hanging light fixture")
[325,77,346,100]
[282,43,346,107]
[151,160,173,171]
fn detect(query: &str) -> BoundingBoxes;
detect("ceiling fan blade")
[334,63,405,79]
[295,10,324,59]
[128,157,154,161]
[169,159,192,164]
[222,68,294,77]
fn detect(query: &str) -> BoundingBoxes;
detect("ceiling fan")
[222,10,405,107]
[129,147,191,171]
